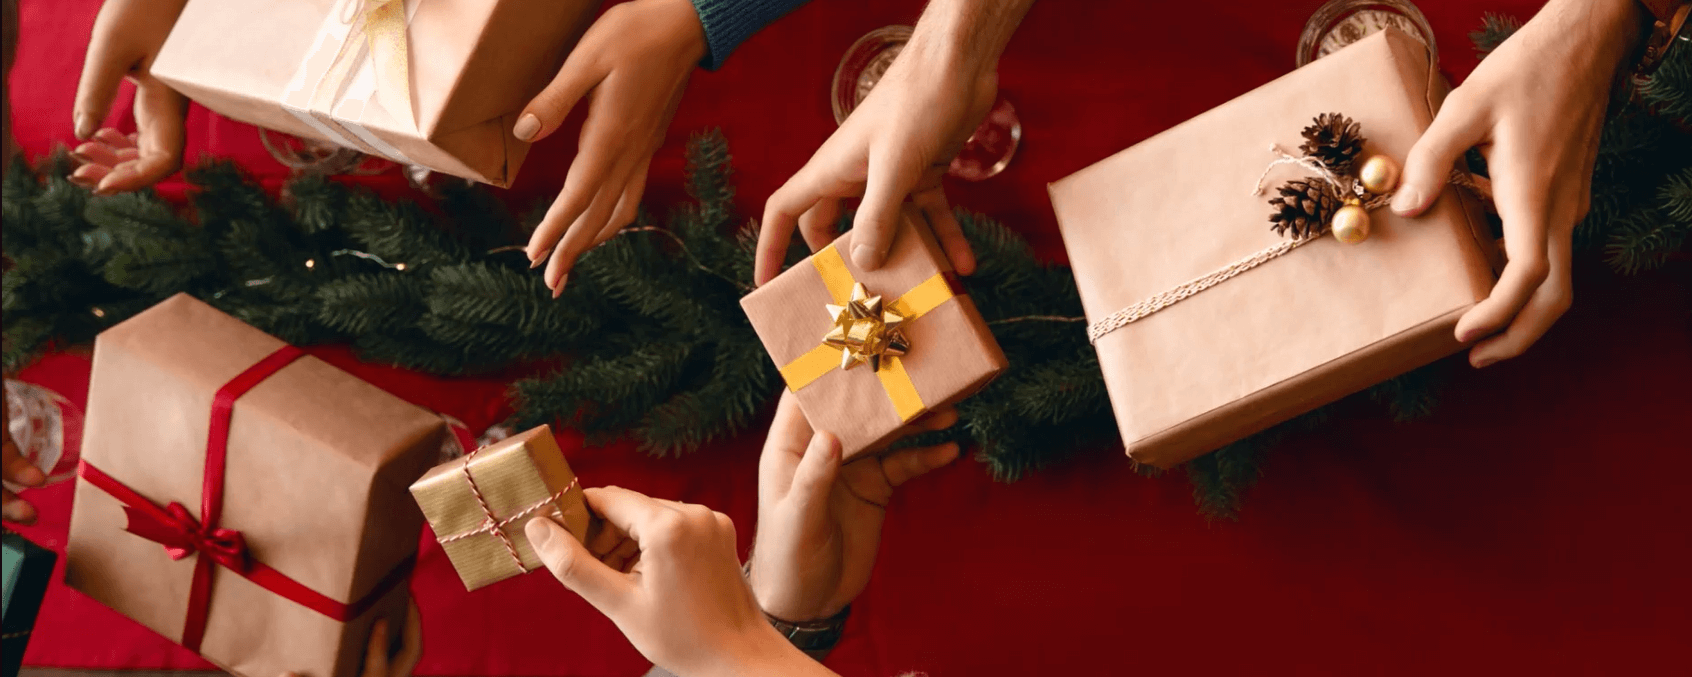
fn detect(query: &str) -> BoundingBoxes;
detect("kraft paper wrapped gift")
[741,210,1008,459]
[151,0,596,186]
[65,294,448,677]
[1047,28,1498,468]
[410,424,589,592]
[3,531,57,677]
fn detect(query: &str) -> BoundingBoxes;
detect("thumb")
[512,54,597,143]
[525,516,630,612]
[74,36,133,140]
[1392,100,1484,217]
[788,432,842,511]
[850,149,924,270]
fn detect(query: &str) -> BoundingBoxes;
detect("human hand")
[282,600,421,677]
[525,487,835,677]
[518,0,706,297]
[2,396,47,524]
[1392,0,1645,368]
[747,392,960,622]
[70,0,189,194]
[754,32,993,285]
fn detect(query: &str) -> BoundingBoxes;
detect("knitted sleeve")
[690,0,813,70]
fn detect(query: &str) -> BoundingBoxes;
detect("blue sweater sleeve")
[690,0,812,70]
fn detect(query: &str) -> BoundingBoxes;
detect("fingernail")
[68,149,93,165]
[74,114,95,140]
[2,500,36,524]
[16,466,46,487]
[1473,355,1496,369]
[851,244,884,270]
[525,517,555,549]
[513,114,541,142]
[529,255,545,269]
[551,277,566,299]
[1391,187,1423,215]
[1456,328,1477,343]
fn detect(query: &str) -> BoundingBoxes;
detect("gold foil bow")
[310,0,417,132]
[777,245,959,422]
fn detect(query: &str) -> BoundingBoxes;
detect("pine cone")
[1268,178,1340,238]
[1299,112,1365,173]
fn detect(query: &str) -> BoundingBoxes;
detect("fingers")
[543,156,640,293]
[850,149,926,270]
[71,141,138,167]
[69,163,112,189]
[597,158,652,246]
[788,432,842,510]
[913,187,975,275]
[96,78,186,193]
[514,51,601,144]
[391,602,423,677]
[1,491,36,525]
[757,187,814,285]
[797,197,843,252]
[525,515,631,611]
[1467,232,1573,368]
[2,447,45,489]
[1392,95,1486,217]
[359,617,390,677]
[74,29,133,140]
[526,108,623,272]
[880,442,961,487]
[1454,163,1553,346]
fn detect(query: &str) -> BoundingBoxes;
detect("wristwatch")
[1637,0,1691,76]
[742,561,851,659]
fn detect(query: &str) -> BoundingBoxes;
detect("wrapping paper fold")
[410,425,589,592]
[742,210,1008,459]
[151,0,596,186]
[1048,29,1498,468]
[65,294,448,677]
[3,531,57,677]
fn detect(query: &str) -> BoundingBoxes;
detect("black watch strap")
[742,561,851,659]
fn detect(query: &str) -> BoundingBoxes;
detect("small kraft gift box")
[150,0,597,186]
[3,531,57,677]
[410,425,590,592]
[742,209,1008,460]
[1048,28,1498,468]
[65,294,448,677]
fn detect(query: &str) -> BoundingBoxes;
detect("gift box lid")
[1048,29,1496,466]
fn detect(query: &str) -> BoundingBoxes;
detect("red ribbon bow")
[121,503,249,570]
[79,345,414,653]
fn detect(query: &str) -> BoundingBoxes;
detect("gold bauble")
[1331,204,1371,244]
[1359,154,1401,194]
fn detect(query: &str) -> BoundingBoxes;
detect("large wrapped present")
[742,210,1008,459]
[66,294,448,677]
[151,0,597,186]
[410,424,589,592]
[3,531,57,677]
[1047,28,1498,468]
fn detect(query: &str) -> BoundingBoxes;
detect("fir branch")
[1469,13,1521,60]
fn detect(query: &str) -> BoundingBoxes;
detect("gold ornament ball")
[1331,204,1371,244]
[1359,154,1401,194]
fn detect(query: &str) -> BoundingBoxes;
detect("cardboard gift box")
[1047,28,1498,468]
[410,424,589,592]
[65,294,448,677]
[151,0,597,186]
[3,531,57,677]
[742,210,1008,459]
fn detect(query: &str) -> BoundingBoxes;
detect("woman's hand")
[518,0,706,297]
[2,399,46,524]
[1392,0,1645,368]
[526,487,835,677]
[747,392,960,622]
[70,0,189,194]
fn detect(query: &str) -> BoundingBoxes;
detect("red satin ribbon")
[77,345,413,651]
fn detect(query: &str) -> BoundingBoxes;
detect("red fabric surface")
[7,0,1691,674]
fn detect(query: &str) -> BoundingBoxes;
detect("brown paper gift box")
[1047,29,1498,469]
[741,210,1008,459]
[410,424,589,592]
[151,0,596,186]
[66,294,447,677]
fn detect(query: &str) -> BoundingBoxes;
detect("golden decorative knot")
[823,283,911,372]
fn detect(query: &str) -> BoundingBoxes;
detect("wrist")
[699,623,835,677]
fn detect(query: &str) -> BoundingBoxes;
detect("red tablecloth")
[8,1,1690,675]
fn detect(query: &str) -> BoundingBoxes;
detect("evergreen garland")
[4,20,1686,519]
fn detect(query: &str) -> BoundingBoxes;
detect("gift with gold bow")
[65,294,448,677]
[151,0,597,185]
[742,209,1008,459]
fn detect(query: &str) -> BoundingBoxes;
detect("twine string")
[440,446,579,575]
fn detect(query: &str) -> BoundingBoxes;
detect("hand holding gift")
[518,0,707,297]
[70,0,189,194]
[1,399,45,524]
[525,488,838,677]
[1392,0,1647,368]
[755,0,1042,284]
[747,391,959,624]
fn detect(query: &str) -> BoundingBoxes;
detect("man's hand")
[70,0,189,194]
[2,396,46,524]
[525,487,836,677]
[519,0,706,297]
[747,392,960,622]
[1392,0,1644,368]
[755,0,1037,285]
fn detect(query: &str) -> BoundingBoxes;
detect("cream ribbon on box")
[281,0,422,165]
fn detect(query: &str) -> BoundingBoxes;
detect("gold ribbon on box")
[314,0,416,131]
[283,0,419,163]
[777,244,961,422]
